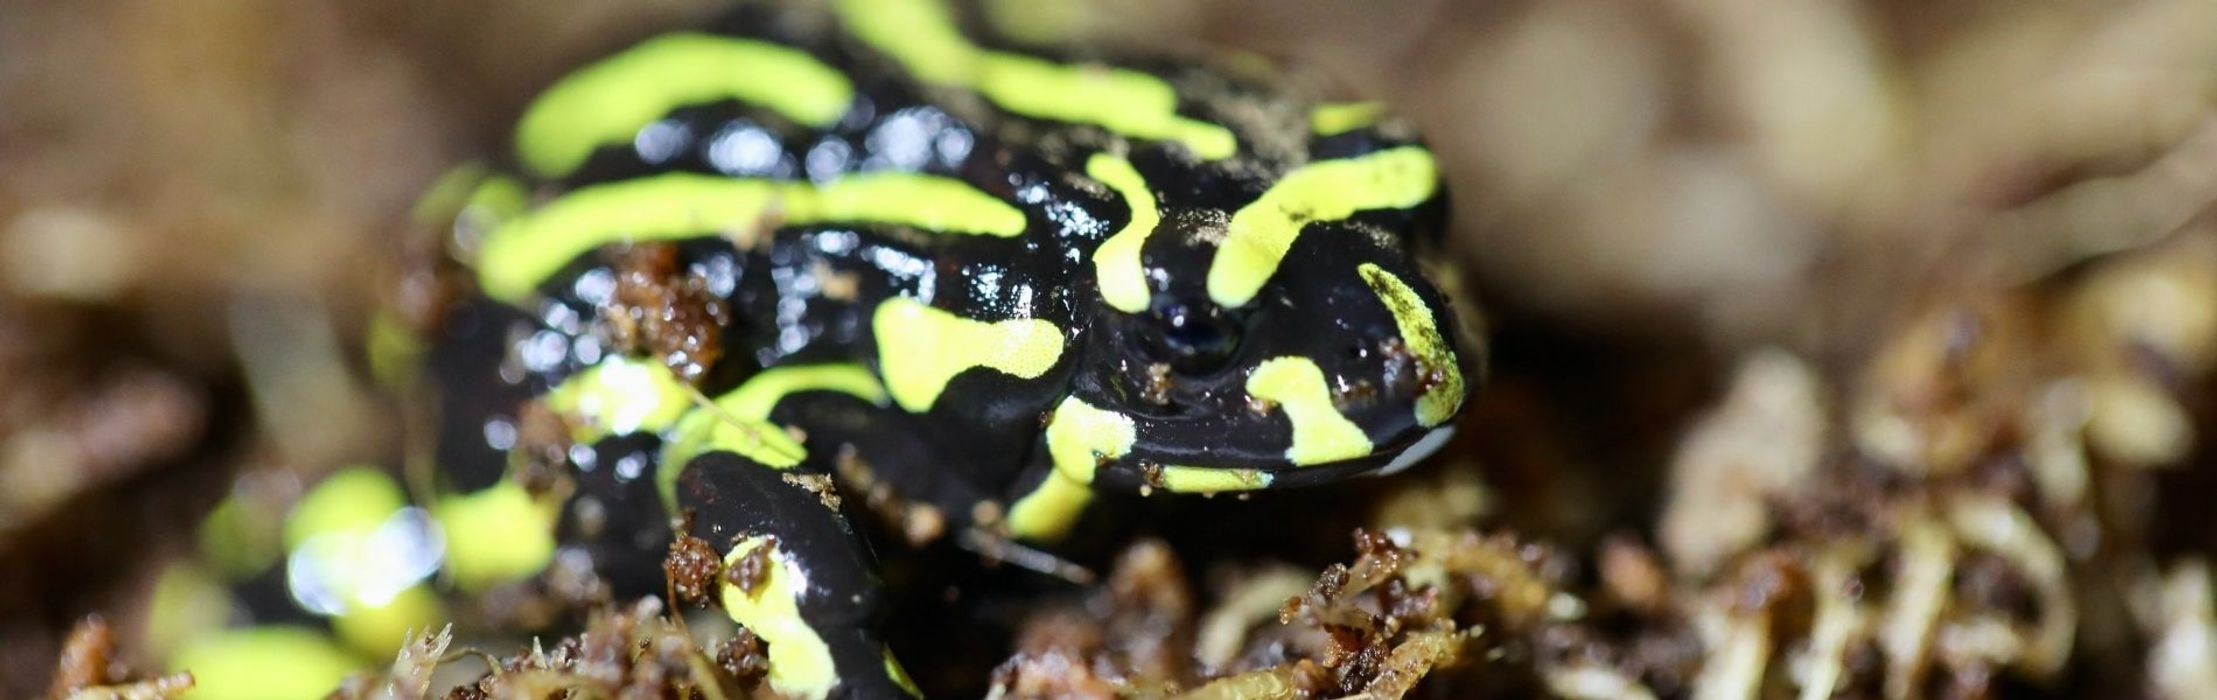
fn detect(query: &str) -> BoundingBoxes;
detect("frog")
[159,0,1477,697]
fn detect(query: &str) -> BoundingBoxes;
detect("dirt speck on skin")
[725,538,774,599]
[604,243,729,384]
[782,472,842,512]
[663,532,722,606]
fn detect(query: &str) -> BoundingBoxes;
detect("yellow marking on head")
[720,537,839,700]
[544,356,695,443]
[1008,397,1135,541]
[284,467,406,549]
[516,33,853,178]
[1159,466,1273,493]
[169,626,362,700]
[836,0,1237,160]
[872,298,1065,413]
[431,480,561,592]
[1246,357,1373,465]
[1310,101,1387,136]
[1086,153,1161,313]
[1207,147,1439,307]
[1357,264,1465,427]
[660,365,886,511]
[477,172,1025,302]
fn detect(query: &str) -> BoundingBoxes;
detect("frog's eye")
[1141,297,1241,374]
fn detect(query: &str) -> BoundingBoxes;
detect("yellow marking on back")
[1086,153,1161,313]
[432,480,561,592]
[660,365,886,511]
[836,0,1237,160]
[1208,147,1439,307]
[1008,396,1135,541]
[544,356,695,442]
[1246,357,1373,465]
[477,172,1026,302]
[1310,101,1386,136]
[1357,264,1464,427]
[169,626,362,700]
[516,33,853,178]
[1159,466,1273,493]
[872,298,1065,413]
[720,537,839,700]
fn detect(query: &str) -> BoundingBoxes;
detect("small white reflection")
[285,507,445,616]
[707,122,785,176]
[520,330,569,373]
[615,452,648,482]
[805,138,854,182]
[482,418,517,451]
[634,119,693,164]
[572,268,617,306]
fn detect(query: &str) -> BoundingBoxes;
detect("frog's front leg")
[653,363,934,698]
[672,451,918,699]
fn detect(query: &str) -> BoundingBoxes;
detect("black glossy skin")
[422,3,1472,697]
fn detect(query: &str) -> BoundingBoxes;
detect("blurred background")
[6,0,2217,696]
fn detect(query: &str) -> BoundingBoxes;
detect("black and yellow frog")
[160,1,1476,697]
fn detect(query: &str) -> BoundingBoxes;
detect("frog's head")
[1065,142,1476,495]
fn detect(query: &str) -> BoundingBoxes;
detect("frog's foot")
[674,451,919,699]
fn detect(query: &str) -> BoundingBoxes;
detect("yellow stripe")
[1007,397,1133,540]
[1158,466,1273,493]
[477,172,1026,302]
[720,537,840,700]
[1086,153,1161,313]
[515,33,853,178]
[659,365,886,511]
[1310,101,1386,136]
[836,0,1237,160]
[543,356,696,443]
[872,298,1065,413]
[1357,264,1464,427]
[1207,147,1438,307]
[1246,357,1372,465]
